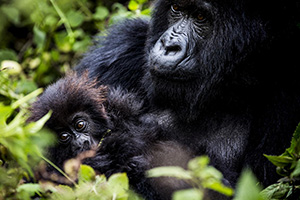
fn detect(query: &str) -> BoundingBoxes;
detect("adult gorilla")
[76,0,300,187]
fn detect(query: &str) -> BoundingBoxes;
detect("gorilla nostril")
[83,140,91,149]
[165,45,182,56]
[166,45,181,53]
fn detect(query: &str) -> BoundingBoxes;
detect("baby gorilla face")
[29,73,111,168]
[49,112,99,157]
[58,115,91,147]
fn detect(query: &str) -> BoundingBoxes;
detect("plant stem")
[50,0,75,43]
[41,154,78,186]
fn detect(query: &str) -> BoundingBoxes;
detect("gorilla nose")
[151,30,187,70]
[83,140,90,149]
[162,39,182,56]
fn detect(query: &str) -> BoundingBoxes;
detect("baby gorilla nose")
[72,134,93,153]
[83,140,91,150]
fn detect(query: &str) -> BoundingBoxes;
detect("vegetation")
[0,0,300,199]
[263,124,300,199]
[0,0,151,87]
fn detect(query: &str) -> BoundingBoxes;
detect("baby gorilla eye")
[75,120,87,132]
[59,132,71,143]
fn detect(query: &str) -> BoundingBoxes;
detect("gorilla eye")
[59,132,70,143]
[197,13,205,21]
[171,4,181,12]
[75,120,87,132]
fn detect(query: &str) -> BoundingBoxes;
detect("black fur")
[29,73,196,199]
[83,84,196,200]
[76,18,149,94]
[75,0,300,188]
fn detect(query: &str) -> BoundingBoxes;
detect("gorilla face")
[47,111,100,158]
[29,73,111,168]
[145,0,266,114]
[148,1,214,82]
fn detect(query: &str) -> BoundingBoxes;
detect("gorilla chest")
[178,114,251,168]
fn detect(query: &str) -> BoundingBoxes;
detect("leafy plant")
[0,70,54,200]
[234,170,265,200]
[48,165,143,200]
[262,123,300,199]
[0,0,151,87]
[147,156,234,199]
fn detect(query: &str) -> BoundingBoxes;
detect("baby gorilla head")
[29,73,111,168]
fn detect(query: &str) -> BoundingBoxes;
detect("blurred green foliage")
[49,165,143,200]
[147,156,234,199]
[0,70,54,199]
[0,0,151,87]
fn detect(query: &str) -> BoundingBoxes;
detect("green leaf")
[147,166,193,180]
[207,182,234,197]
[264,155,294,168]
[66,10,85,28]
[287,123,300,156]
[16,80,38,94]
[261,183,292,200]
[33,26,46,49]
[44,15,59,27]
[16,183,42,198]
[12,88,43,109]
[1,5,20,25]
[234,169,264,200]
[78,164,96,184]
[94,6,109,20]
[128,0,140,11]
[72,37,91,52]
[137,0,147,4]
[291,159,300,177]
[0,104,13,129]
[0,49,18,62]
[25,111,52,134]
[51,185,74,200]
[54,31,73,52]
[108,172,129,189]
[95,174,107,186]
[141,8,151,16]
[188,156,210,171]
[107,173,129,199]
[197,166,223,181]
[173,189,203,200]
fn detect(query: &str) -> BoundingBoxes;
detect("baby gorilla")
[28,73,111,169]
[29,73,215,200]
